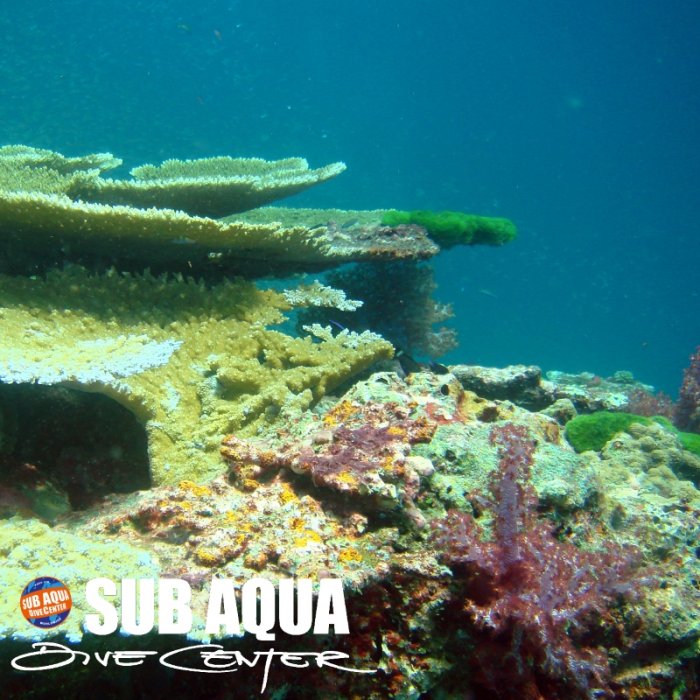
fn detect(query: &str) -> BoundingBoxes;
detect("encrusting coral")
[0,266,393,485]
[222,399,437,524]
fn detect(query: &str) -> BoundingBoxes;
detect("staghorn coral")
[0,266,393,486]
[432,422,645,699]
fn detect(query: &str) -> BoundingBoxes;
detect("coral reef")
[0,143,697,698]
[565,411,654,452]
[0,517,160,643]
[221,399,437,522]
[449,363,682,417]
[623,386,675,419]
[451,363,542,402]
[1,369,699,698]
[72,155,346,218]
[0,148,438,277]
[565,411,700,463]
[431,423,646,698]
[0,145,345,217]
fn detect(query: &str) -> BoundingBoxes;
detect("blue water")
[1,0,698,394]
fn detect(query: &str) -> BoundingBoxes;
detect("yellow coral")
[338,547,363,564]
[293,530,323,549]
[193,547,222,567]
[0,267,393,486]
[280,483,299,504]
[178,480,211,497]
[323,399,358,426]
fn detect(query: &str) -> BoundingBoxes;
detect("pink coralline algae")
[221,400,436,523]
[432,423,645,699]
[675,345,700,433]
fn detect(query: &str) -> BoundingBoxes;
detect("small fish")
[395,349,450,376]
[329,319,347,332]
[478,288,498,299]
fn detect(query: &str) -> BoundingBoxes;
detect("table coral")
[0,266,393,485]
[74,155,346,218]
[0,147,438,277]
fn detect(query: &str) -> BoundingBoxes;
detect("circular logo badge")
[20,577,72,629]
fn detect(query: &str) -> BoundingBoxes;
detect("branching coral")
[432,422,645,699]
[298,261,458,359]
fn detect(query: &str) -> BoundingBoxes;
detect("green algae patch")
[565,412,651,452]
[566,411,700,459]
[678,431,700,457]
[381,209,517,248]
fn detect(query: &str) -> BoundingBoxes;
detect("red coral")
[432,423,644,699]
[675,346,700,433]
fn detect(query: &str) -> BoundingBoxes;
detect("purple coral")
[432,423,642,699]
[675,346,700,433]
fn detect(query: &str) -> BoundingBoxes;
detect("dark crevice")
[0,384,150,514]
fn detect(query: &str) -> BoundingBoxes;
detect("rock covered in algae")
[1,369,699,697]
[221,399,437,522]
[0,266,393,485]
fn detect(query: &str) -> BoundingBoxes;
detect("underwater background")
[0,0,697,392]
